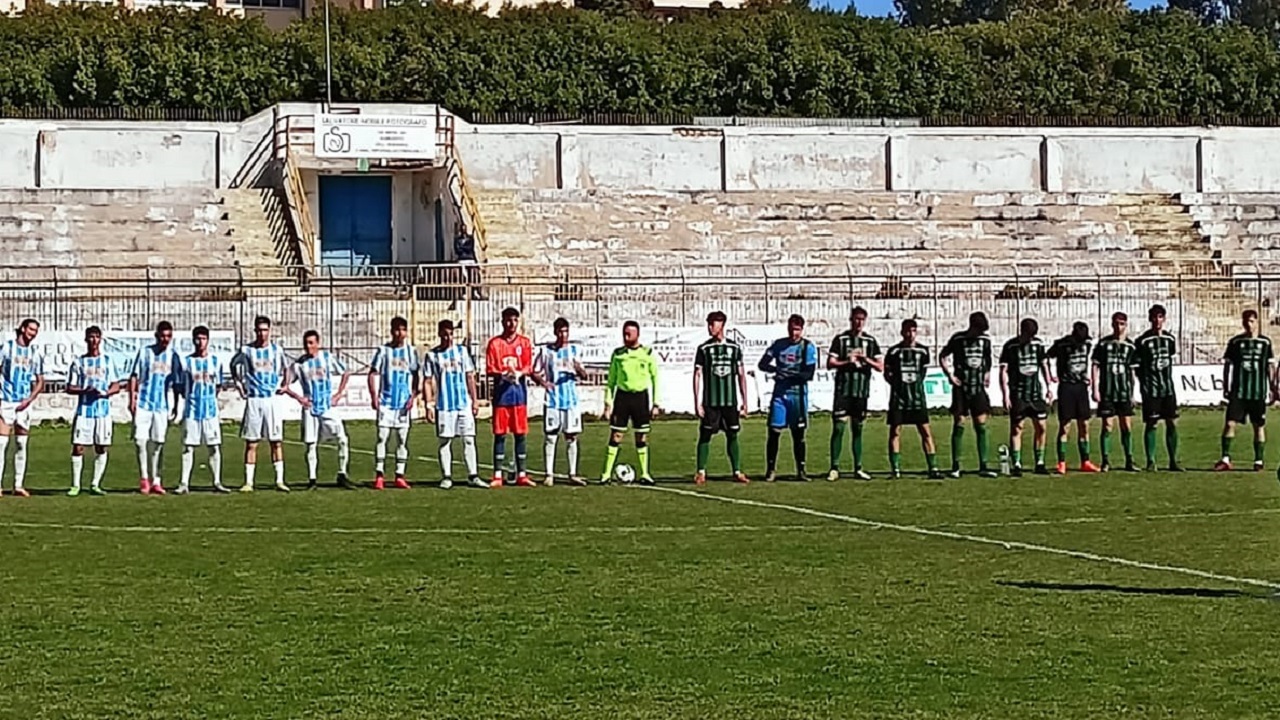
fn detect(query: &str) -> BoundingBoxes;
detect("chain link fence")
[0,263,1275,365]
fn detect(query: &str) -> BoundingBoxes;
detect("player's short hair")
[1149,304,1167,320]
[1020,318,1039,336]
[254,315,271,328]
[1243,309,1259,322]
[1112,311,1128,323]
[623,320,640,332]
[851,306,868,319]
[438,319,455,332]
[155,321,173,335]
[84,325,102,338]
[1072,321,1090,339]
[501,307,520,320]
[901,318,917,332]
[303,330,320,343]
[968,311,989,333]
[707,311,727,324]
[390,316,408,331]
[788,314,805,327]
[193,325,210,339]
[553,317,570,331]
[17,318,37,332]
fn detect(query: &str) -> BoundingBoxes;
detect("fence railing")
[1,263,1278,365]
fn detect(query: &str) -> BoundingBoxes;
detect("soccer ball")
[614,463,636,484]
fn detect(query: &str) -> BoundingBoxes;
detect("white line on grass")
[642,485,1280,592]
[0,521,826,536]
[944,507,1280,529]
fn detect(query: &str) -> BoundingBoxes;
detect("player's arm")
[603,351,619,417]
[65,360,86,396]
[405,355,420,411]
[998,346,1012,410]
[938,340,958,386]
[826,337,846,370]
[1090,345,1102,404]
[799,341,818,383]
[367,349,382,409]
[531,348,554,391]
[1045,341,1060,384]
[465,356,480,418]
[865,340,885,373]
[333,356,351,401]
[128,350,142,413]
[737,354,749,415]
[282,362,309,406]
[757,347,777,375]
[421,354,438,423]
[1221,348,1233,402]
[647,348,661,414]
[692,349,704,417]
[1040,350,1054,402]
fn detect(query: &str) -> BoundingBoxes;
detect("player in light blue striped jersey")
[423,319,483,490]
[67,326,122,496]
[532,317,588,486]
[284,330,354,490]
[231,315,289,493]
[129,321,180,495]
[177,326,229,494]
[0,318,44,497]
[369,316,419,490]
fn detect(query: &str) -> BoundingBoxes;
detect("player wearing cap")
[1048,321,1099,475]
[486,307,535,487]
[424,319,484,489]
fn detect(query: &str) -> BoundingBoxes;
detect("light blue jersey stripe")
[537,343,581,411]
[372,344,419,409]
[425,344,474,413]
[235,343,286,399]
[295,351,345,417]
[0,339,43,404]
[70,354,117,419]
[181,354,224,421]
[132,344,180,412]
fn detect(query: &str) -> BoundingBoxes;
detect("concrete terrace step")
[0,188,225,205]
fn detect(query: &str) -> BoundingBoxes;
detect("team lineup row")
[0,302,1272,496]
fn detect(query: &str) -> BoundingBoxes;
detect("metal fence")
[2,263,1278,366]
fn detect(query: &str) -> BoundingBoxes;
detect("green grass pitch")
[3,409,1280,718]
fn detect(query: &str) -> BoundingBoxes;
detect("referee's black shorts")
[610,390,652,433]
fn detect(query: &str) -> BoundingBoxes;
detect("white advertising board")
[314,114,437,159]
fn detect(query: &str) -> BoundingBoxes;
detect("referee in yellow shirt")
[601,320,661,484]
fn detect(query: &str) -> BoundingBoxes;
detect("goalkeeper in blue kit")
[758,314,818,482]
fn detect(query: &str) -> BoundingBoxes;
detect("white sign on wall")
[314,114,438,159]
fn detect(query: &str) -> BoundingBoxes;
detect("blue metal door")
[318,175,393,269]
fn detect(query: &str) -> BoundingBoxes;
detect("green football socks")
[951,425,965,469]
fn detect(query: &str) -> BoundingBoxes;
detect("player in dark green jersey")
[1047,321,1099,475]
[885,319,941,479]
[1091,312,1139,472]
[827,306,883,481]
[1134,304,1182,471]
[1215,310,1277,472]
[694,311,749,485]
[939,311,997,478]
[1000,318,1052,476]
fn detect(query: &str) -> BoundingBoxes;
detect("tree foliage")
[2,4,1280,118]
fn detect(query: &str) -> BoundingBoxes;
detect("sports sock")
[92,453,108,489]
[514,434,528,475]
[1255,440,1265,464]
[1012,449,1022,468]
[829,422,845,470]
[394,428,409,476]
[181,446,194,487]
[925,452,938,471]
[273,460,285,486]
[337,432,351,475]
[1034,448,1045,466]
[890,451,902,472]
[696,438,710,473]
[974,423,990,468]
[1166,425,1179,464]
[245,462,257,487]
[493,435,507,475]
[150,442,164,485]
[135,440,150,480]
[306,443,319,481]
[1056,438,1068,463]
[566,437,579,477]
[463,436,478,477]
[791,426,806,474]
[0,435,8,488]
[603,440,620,479]
[726,432,742,474]
[439,437,454,479]
[1121,429,1134,462]
[1222,435,1233,461]
[1078,439,1090,462]
[1144,426,1157,464]
[765,430,780,473]
[1101,429,1112,462]
[71,454,84,489]
[637,441,650,478]
[14,435,28,489]
[543,433,558,479]
[951,424,965,469]
[375,427,390,474]
[209,446,223,487]
[852,422,865,469]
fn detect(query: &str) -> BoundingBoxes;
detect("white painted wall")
[39,128,219,189]
[893,135,1041,192]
